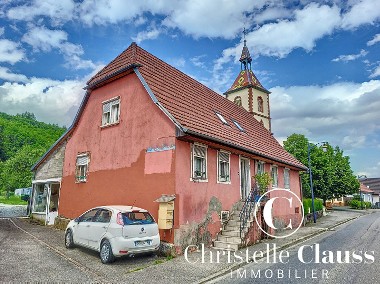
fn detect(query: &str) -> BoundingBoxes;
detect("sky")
[0,0,379,177]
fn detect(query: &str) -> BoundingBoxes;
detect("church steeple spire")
[224,28,272,132]
[240,28,252,70]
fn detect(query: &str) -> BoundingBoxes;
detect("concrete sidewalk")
[8,208,373,283]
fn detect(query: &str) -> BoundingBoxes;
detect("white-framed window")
[32,184,48,213]
[76,153,89,182]
[284,168,290,189]
[217,150,230,183]
[191,144,207,180]
[257,161,265,174]
[271,165,278,188]
[102,97,120,126]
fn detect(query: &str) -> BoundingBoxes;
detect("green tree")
[1,145,46,193]
[283,133,359,203]
[283,134,310,198]
[0,112,65,194]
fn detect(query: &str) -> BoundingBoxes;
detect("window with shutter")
[218,151,230,183]
[257,161,265,174]
[284,168,290,189]
[76,153,89,182]
[271,166,278,188]
[192,144,207,180]
[102,98,120,126]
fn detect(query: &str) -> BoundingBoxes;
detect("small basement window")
[232,119,245,132]
[215,112,229,125]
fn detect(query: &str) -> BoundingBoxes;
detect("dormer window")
[232,119,245,132]
[215,112,229,125]
[102,97,120,126]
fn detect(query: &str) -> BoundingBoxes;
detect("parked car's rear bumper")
[110,234,160,256]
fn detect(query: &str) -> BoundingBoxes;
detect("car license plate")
[135,240,151,246]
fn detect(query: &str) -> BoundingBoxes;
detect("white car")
[65,205,160,263]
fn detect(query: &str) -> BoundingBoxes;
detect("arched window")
[258,96,263,113]
[234,96,242,107]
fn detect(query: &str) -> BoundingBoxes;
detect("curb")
[198,215,360,284]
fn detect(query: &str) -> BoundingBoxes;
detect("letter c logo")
[255,189,304,239]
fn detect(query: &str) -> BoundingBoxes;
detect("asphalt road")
[0,218,161,283]
[0,218,98,282]
[213,211,380,284]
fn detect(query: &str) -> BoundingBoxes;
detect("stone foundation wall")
[54,216,71,230]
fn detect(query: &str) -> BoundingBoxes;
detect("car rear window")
[122,211,155,225]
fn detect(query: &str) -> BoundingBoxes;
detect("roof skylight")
[232,120,245,132]
[215,112,229,125]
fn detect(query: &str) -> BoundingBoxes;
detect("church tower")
[224,33,271,132]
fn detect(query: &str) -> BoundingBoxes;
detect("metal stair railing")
[239,184,259,240]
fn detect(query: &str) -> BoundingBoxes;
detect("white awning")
[32,178,61,184]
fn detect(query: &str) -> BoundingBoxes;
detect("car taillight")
[116,212,124,225]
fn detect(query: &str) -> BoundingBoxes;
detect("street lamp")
[308,142,328,223]
[358,175,367,210]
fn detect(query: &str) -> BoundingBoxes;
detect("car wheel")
[65,229,74,249]
[100,240,115,264]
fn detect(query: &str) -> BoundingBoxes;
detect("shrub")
[303,198,323,215]
[348,199,370,209]
[352,194,361,201]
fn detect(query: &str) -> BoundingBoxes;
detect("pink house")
[31,42,306,253]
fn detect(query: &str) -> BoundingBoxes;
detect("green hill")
[0,112,66,194]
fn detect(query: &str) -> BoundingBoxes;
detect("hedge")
[303,198,323,215]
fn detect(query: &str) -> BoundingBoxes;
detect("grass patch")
[166,255,174,261]
[154,259,165,265]
[0,195,28,205]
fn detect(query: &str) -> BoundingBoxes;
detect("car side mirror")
[74,217,80,223]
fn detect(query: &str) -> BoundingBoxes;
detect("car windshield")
[122,211,155,225]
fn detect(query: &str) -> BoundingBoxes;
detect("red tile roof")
[360,183,374,193]
[225,69,269,94]
[88,43,306,170]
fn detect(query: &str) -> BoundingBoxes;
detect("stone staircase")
[213,201,255,251]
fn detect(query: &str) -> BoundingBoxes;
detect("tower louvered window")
[258,96,264,113]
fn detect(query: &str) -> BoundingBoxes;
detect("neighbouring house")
[31,42,306,252]
[329,196,347,207]
[360,183,376,204]
[360,177,380,205]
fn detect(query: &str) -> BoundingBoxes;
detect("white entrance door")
[240,157,251,199]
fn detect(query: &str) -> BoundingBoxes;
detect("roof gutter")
[86,63,141,90]
[133,67,188,133]
[185,129,307,171]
